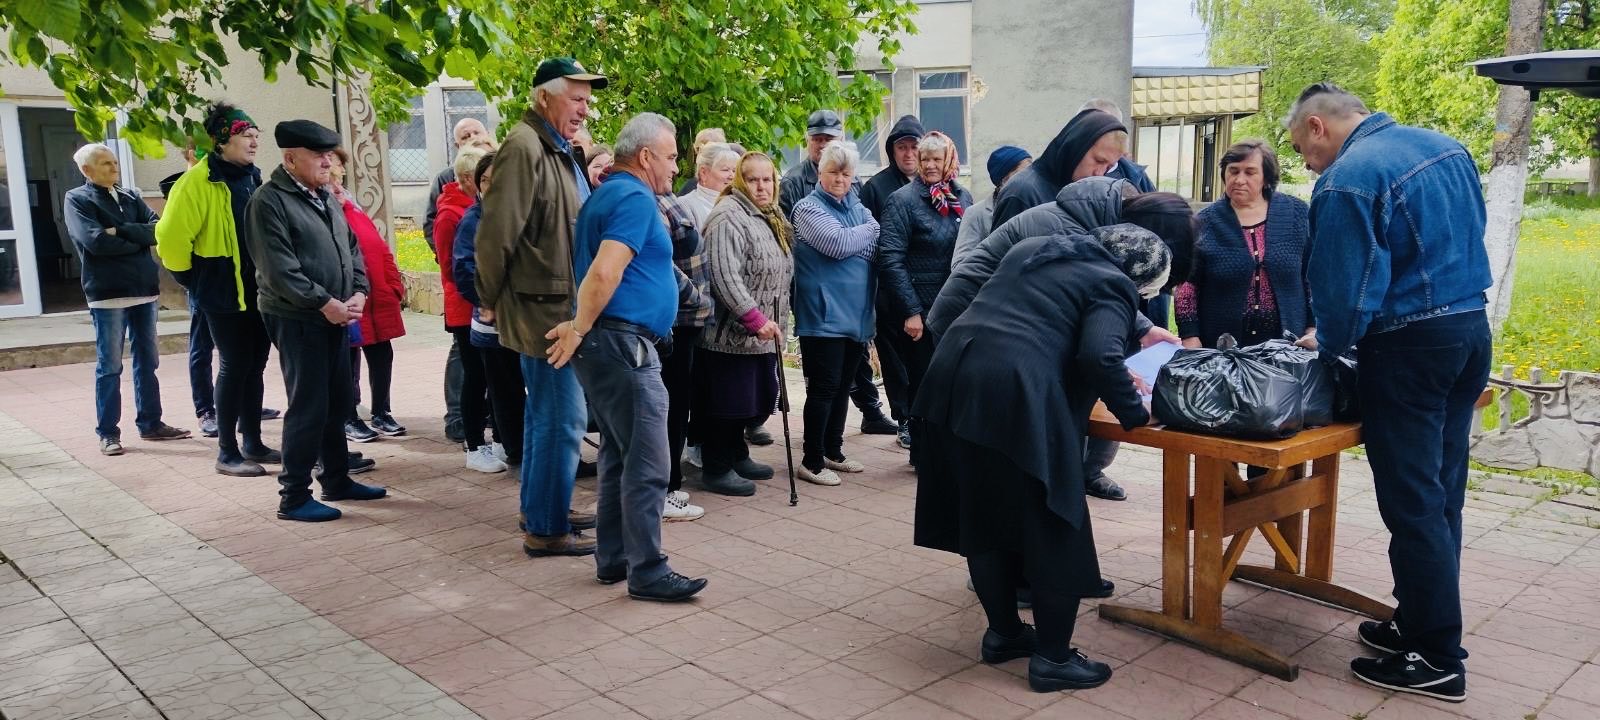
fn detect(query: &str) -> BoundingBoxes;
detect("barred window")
[443,89,494,149]
[387,96,429,184]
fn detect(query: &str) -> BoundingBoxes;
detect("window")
[918,70,970,165]
[443,89,494,149]
[386,96,429,184]
[1132,117,1219,202]
[840,72,894,173]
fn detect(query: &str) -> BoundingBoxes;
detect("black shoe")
[348,455,376,475]
[1086,474,1127,501]
[444,417,465,443]
[981,624,1038,664]
[242,444,281,464]
[733,458,774,481]
[629,572,708,602]
[370,412,406,437]
[1029,650,1113,692]
[745,425,774,446]
[215,456,266,477]
[1358,619,1404,655]
[260,407,282,421]
[1351,651,1466,703]
[199,411,219,438]
[596,566,628,585]
[702,470,757,497]
[860,413,898,435]
[321,482,387,502]
[576,460,598,479]
[345,419,379,443]
[896,421,911,449]
[1089,579,1115,599]
[139,424,192,441]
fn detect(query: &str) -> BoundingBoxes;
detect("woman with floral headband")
[157,102,278,477]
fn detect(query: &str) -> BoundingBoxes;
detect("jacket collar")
[1334,112,1395,165]
[81,180,127,214]
[267,165,332,209]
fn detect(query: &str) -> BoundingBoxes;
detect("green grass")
[394,229,436,273]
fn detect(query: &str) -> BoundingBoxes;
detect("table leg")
[1192,456,1227,628]
[1305,454,1339,581]
[1275,464,1305,574]
[1162,451,1192,619]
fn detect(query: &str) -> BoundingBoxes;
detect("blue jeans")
[187,294,215,416]
[518,353,586,536]
[1359,309,1491,672]
[572,326,673,588]
[91,302,163,439]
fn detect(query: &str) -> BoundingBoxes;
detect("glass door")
[0,103,42,317]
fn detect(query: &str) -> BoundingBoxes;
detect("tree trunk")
[1589,118,1600,198]
[1483,0,1548,334]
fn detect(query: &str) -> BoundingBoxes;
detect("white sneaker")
[491,442,508,463]
[465,445,508,474]
[798,466,842,486]
[683,445,703,468]
[663,491,705,522]
[824,457,866,473]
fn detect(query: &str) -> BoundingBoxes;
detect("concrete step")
[0,309,192,371]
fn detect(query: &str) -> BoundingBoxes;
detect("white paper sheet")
[1125,341,1181,400]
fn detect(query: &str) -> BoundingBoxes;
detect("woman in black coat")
[912,224,1177,694]
[877,131,973,450]
[1176,140,1315,349]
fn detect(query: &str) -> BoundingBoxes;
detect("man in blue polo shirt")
[546,112,708,603]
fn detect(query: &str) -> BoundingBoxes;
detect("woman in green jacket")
[156,103,278,477]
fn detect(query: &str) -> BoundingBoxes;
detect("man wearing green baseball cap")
[475,57,610,558]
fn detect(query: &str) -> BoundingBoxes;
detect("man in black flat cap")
[245,119,386,522]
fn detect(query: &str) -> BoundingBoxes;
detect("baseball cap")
[806,110,845,138]
[533,57,609,90]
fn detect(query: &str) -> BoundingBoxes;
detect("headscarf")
[209,107,258,152]
[921,131,964,218]
[723,152,792,253]
[1034,109,1126,186]
[1093,223,1172,299]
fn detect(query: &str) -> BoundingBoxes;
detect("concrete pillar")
[337,77,396,245]
[968,0,1133,194]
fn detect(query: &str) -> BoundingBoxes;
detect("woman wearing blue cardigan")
[1176,140,1316,349]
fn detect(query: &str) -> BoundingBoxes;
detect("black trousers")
[702,416,754,476]
[884,324,937,422]
[206,309,270,456]
[968,551,1081,663]
[449,328,493,449]
[798,336,865,472]
[264,315,353,511]
[871,309,911,422]
[662,326,702,491]
[350,341,394,418]
[480,344,525,465]
[187,295,214,417]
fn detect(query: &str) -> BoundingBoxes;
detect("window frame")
[915,68,972,170]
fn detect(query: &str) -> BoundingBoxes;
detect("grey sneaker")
[139,424,192,441]
[100,437,125,456]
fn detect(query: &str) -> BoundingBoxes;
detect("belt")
[595,318,664,345]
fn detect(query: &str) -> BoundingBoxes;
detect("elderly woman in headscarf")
[694,152,793,497]
[156,102,278,477]
[913,223,1180,695]
[875,131,972,451]
[991,109,1127,228]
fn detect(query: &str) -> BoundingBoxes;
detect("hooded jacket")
[927,176,1153,340]
[344,199,406,345]
[991,109,1126,229]
[433,181,477,328]
[859,115,925,220]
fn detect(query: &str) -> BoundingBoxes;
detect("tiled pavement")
[4,316,1600,720]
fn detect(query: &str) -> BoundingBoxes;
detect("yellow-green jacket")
[155,157,261,312]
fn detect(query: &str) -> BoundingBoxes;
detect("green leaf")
[14,0,82,39]
[443,48,478,79]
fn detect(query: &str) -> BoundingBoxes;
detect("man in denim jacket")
[1288,82,1491,703]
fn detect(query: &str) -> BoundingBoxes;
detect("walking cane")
[775,331,799,507]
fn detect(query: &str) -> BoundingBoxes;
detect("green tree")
[1195,0,1393,177]
[450,0,919,172]
[0,0,512,155]
[1375,0,1600,176]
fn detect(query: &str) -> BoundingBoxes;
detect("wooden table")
[1088,407,1386,681]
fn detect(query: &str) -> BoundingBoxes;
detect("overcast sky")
[1132,0,1209,67]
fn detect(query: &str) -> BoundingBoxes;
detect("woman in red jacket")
[330,149,408,440]
[433,146,505,473]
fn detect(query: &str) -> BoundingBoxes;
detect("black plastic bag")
[1239,338,1334,427]
[1153,347,1305,439]
[1329,353,1360,421]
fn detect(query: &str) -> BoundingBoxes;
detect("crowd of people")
[67,55,1491,701]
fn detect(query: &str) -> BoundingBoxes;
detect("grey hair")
[74,143,115,172]
[1079,98,1123,122]
[533,76,571,108]
[817,140,859,174]
[1283,82,1370,130]
[695,142,739,174]
[453,146,488,184]
[917,133,954,156]
[614,112,676,162]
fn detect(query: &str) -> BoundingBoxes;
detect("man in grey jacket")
[247,120,386,522]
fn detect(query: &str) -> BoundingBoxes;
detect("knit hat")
[204,104,257,152]
[986,145,1032,187]
[1093,223,1171,299]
